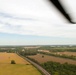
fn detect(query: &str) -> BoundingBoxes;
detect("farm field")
[24,46,40,49]
[0,53,42,75]
[28,54,76,65]
[51,52,76,56]
[38,49,76,56]
[0,52,30,64]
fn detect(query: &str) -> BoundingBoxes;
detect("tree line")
[42,61,76,75]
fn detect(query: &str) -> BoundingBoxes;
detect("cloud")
[0,12,38,21]
[0,0,76,39]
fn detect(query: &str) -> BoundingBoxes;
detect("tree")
[42,55,44,58]
[11,60,16,64]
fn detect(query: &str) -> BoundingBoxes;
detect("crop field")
[0,53,42,75]
[52,52,76,56]
[38,49,76,56]
[24,46,40,49]
[0,52,30,64]
[28,54,76,65]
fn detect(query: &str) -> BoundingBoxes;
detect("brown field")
[53,52,76,56]
[0,52,30,64]
[0,52,42,75]
[28,54,76,65]
[38,49,76,56]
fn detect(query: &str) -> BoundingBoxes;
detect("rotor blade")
[49,0,76,24]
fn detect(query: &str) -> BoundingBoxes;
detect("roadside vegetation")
[42,61,76,75]
[26,55,76,75]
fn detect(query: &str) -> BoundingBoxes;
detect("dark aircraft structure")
[48,0,76,24]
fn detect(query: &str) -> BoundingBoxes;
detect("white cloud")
[0,0,76,38]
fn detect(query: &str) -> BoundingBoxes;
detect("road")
[18,53,51,75]
[25,57,51,75]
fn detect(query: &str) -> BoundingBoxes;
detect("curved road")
[18,54,51,75]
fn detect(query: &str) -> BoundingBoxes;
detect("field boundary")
[39,52,76,60]
[17,53,51,75]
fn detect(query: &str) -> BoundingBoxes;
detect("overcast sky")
[0,0,76,45]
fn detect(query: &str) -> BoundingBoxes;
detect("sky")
[0,0,76,45]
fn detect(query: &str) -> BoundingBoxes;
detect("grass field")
[28,54,76,65]
[0,53,42,75]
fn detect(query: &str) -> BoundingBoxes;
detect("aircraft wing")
[49,0,76,24]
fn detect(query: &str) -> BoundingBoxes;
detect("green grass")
[0,64,42,75]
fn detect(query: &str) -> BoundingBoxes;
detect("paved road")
[25,57,51,75]
[18,54,51,75]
